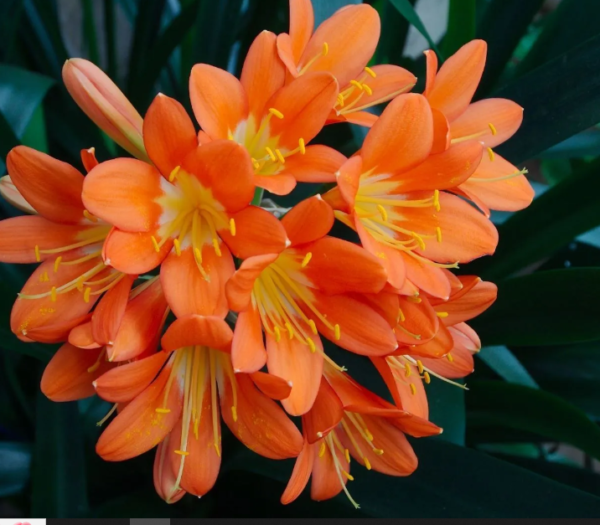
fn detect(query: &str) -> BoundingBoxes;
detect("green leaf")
[540,158,572,185]
[541,129,600,159]
[313,0,360,25]
[470,158,600,280]
[374,0,413,65]
[478,345,539,388]
[441,0,476,58]
[32,393,88,518]
[471,269,600,346]
[426,377,465,445]
[82,0,100,66]
[20,105,48,153]
[468,381,600,461]
[0,442,31,497]
[475,0,545,95]
[495,33,600,164]
[388,0,442,57]
[103,0,118,81]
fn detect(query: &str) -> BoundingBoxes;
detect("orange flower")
[226,195,398,415]
[372,275,497,419]
[324,93,498,294]
[277,0,417,126]
[424,40,534,214]
[94,315,303,503]
[82,93,287,318]
[281,364,440,507]
[0,146,125,343]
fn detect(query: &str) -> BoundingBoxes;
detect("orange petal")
[403,255,451,300]
[68,320,100,349]
[450,98,523,149]
[96,362,182,461]
[80,147,98,173]
[94,351,170,403]
[161,315,233,351]
[102,228,171,274]
[250,370,292,400]
[108,278,168,362]
[427,40,487,122]
[281,437,314,505]
[312,291,398,356]
[232,307,267,373]
[423,49,438,97]
[266,72,339,150]
[266,332,324,416]
[407,322,453,359]
[0,216,90,263]
[160,244,233,318]
[437,277,497,325]
[303,377,343,443]
[226,253,278,312]
[82,158,164,232]
[154,436,186,504]
[0,175,37,214]
[189,64,248,139]
[241,31,287,119]
[62,59,147,160]
[322,185,349,213]
[281,195,334,247]
[299,4,380,88]
[310,437,348,502]
[281,145,346,183]
[362,93,433,175]
[168,388,221,497]
[7,146,85,224]
[289,0,314,63]
[458,152,534,212]
[431,108,451,153]
[220,206,287,259]
[335,110,378,127]
[421,324,476,379]
[143,94,198,178]
[41,344,110,401]
[276,33,299,77]
[395,294,439,346]
[254,173,297,196]
[219,369,304,459]
[181,140,254,213]
[336,156,362,208]
[300,236,387,294]
[91,274,136,346]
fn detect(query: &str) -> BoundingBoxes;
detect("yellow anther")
[151,235,160,253]
[436,226,442,243]
[398,308,405,323]
[423,371,431,384]
[39,271,49,283]
[433,189,441,211]
[487,147,495,162]
[212,238,222,257]
[337,93,345,107]
[407,295,421,303]
[345,448,351,463]
[410,383,417,396]
[265,146,276,161]
[50,286,57,302]
[252,158,260,170]
[231,406,238,422]
[319,442,326,458]
[285,322,294,339]
[194,247,203,263]
[268,107,284,119]
[83,210,98,222]
[334,324,341,341]
[76,277,85,292]
[322,42,329,56]
[155,408,171,414]
[227,130,234,140]
[275,149,286,164]
[229,218,236,236]
[377,204,388,222]
[308,319,317,335]
[34,245,41,262]
[174,450,190,456]
[53,256,62,273]
[362,83,373,96]
[364,457,372,470]
[274,325,282,343]
[342,470,354,481]
[365,66,377,78]
[373,448,384,456]
[169,165,180,182]
[349,80,363,91]
[307,337,316,353]
[488,122,497,135]
[84,287,91,303]
[436,311,449,318]
[298,138,306,154]
[173,238,181,256]
[404,363,411,377]
[447,353,454,363]
[417,360,424,374]
[301,252,312,268]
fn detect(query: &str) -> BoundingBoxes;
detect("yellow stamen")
[365,66,377,78]
[83,210,98,222]
[342,470,354,481]
[436,311,449,318]
[231,406,238,422]
[96,403,118,426]
[155,408,171,414]
[229,218,236,236]
[308,319,317,335]
[489,122,497,135]
[301,252,312,268]
[275,149,286,164]
[39,271,49,282]
[151,235,160,253]
[53,256,62,273]
[410,383,417,396]
[212,238,222,257]
[274,325,282,343]
[285,321,294,339]
[345,449,351,463]
[404,362,411,377]
[337,93,345,107]
[265,146,276,161]
[349,80,363,91]
[423,371,431,384]
[436,226,442,243]
[334,324,341,341]
[447,353,454,363]
[433,189,441,211]
[322,42,329,56]
[268,107,284,119]
[377,204,388,222]
[173,238,181,256]
[251,158,260,170]
[417,360,424,374]
[34,245,41,262]
[364,457,372,470]
[398,308,405,322]
[169,165,180,182]
[362,83,373,96]
[487,147,495,162]
[407,295,421,303]
[298,138,306,154]
[174,450,190,456]
[50,286,57,302]
[307,337,316,353]
[84,287,91,303]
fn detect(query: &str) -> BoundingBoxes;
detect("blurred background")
[2,0,600,518]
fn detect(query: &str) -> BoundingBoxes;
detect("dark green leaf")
[103,0,118,81]
[472,269,600,346]
[20,105,48,153]
[540,158,572,185]
[495,34,600,164]
[541,129,600,159]
[478,345,539,387]
[388,0,442,57]
[82,0,100,66]
[468,381,600,461]
[441,0,476,58]
[426,377,465,445]
[374,0,413,65]
[313,0,360,25]
[0,442,31,497]
[32,393,88,518]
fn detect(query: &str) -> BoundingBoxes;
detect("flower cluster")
[0,0,533,508]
